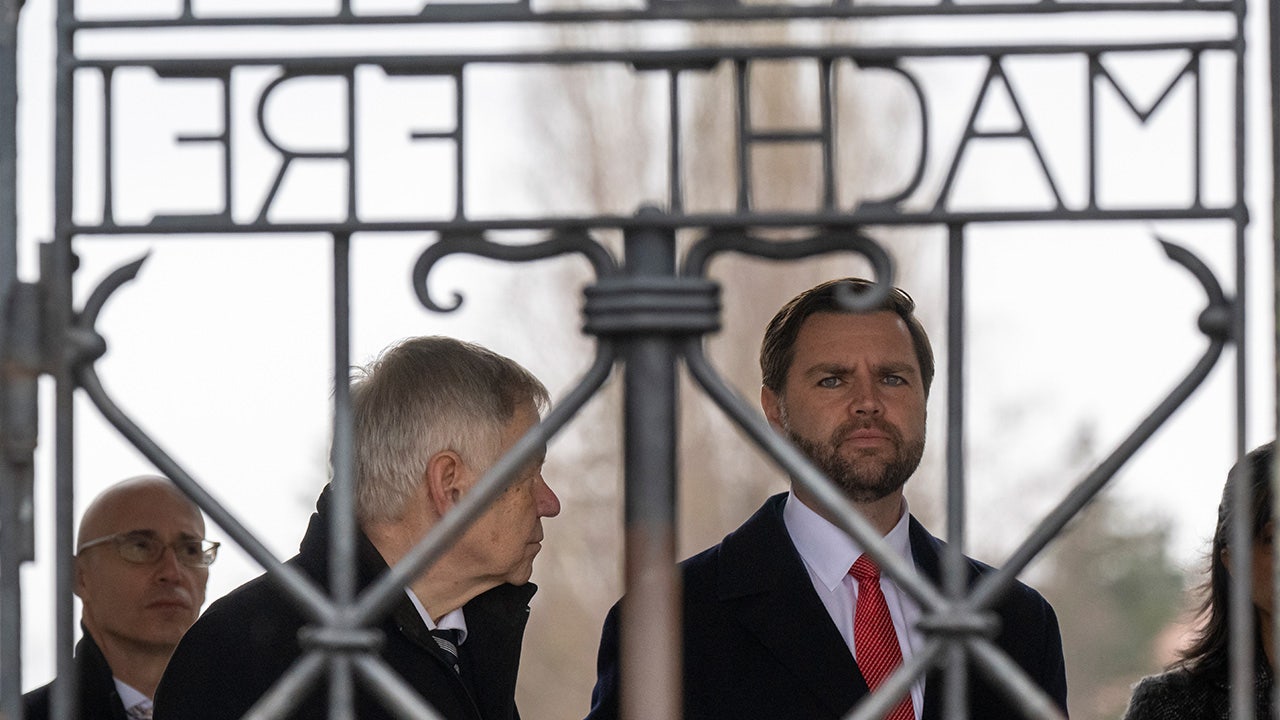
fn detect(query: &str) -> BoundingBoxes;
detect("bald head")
[75,475,211,660]
[78,476,203,548]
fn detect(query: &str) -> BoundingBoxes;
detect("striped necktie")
[431,628,462,674]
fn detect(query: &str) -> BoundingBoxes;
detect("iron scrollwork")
[412,227,619,313]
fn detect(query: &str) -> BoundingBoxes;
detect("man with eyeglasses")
[24,475,217,720]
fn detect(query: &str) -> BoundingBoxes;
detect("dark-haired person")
[1123,442,1276,719]
[155,336,561,720]
[25,475,217,720]
[585,278,1068,720]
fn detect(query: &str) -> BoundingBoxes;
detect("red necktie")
[850,554,915,720]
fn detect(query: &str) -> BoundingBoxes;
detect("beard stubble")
[785,417,925,503]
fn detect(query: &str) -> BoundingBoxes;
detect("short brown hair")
[760,278,934,396]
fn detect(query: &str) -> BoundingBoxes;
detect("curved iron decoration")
[413,227,619,312]
[682,226,897,312]
[966,235,1231,612]
[77,253,148,335]
[72,254,336,625]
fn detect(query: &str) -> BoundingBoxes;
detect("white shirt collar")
[112,678,150,714]
[404,589,468,644]
[782,491,913,592]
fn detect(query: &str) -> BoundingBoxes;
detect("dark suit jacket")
[154,486,535,720]
[24,629,130,720]
[586,493,1068,720]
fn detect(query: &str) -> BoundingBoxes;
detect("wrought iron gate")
[0,0,1259,718]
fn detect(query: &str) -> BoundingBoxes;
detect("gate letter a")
[934,57,1065,211]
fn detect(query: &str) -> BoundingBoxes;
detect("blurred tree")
[1029,427,1190,720]
[1037,497,1188,719]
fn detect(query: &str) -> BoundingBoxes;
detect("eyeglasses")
[76,531,220,568]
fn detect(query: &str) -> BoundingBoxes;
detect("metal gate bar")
[619,225,683,720]
[944,224,968,717]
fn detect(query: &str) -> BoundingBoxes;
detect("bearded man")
[585,278,1068,720]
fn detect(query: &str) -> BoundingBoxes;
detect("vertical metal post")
[454,69,466,221]
[1233,0,1255,713]
[818,59,835,212]
[1266,0,1280,708]
[52,1,80,718]
[619,221,682,720]
[667,69,682,215]
[331,60,359,720]
[0,282,38,720]
[0,0,15,285]
[943,223,968,720]
[1229,442,1254,718]
[0,0,23,716]
[330,231,356,718]
[734,60,751,213]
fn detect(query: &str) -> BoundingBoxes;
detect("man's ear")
[761,385,784,432]
[73,556,87,600]
[423,450,467,515]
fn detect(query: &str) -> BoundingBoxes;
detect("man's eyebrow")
[876,361,918,375]
[802,362,853,376]
[800,361,918,377]
[123,529,205,541]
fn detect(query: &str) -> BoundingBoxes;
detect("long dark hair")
[1177,441,1275,676]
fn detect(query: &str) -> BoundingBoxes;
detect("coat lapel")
[907,520,945,720]
[715,494,868,718]
[909,519,993,720]
[715,496,969,720]
[458,583,535,720]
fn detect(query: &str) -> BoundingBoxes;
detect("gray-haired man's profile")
[155,335,561,720]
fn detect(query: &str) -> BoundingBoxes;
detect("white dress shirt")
[112,678,151,719]
[782,491,924,718]
[405,588,469,644]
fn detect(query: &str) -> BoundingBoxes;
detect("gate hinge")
[0,277,47,563]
